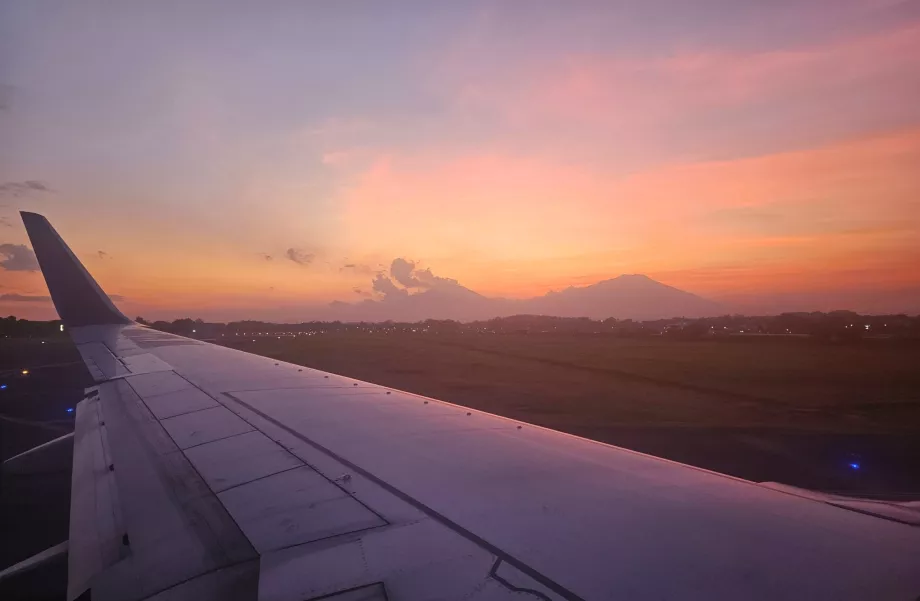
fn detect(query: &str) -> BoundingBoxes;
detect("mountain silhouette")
[330,273,721,322]
[522,274,721,320]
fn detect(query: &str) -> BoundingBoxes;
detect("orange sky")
[2,2,919,320]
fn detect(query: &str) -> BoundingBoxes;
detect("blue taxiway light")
[66,408,74,413]
[0,384,7,390]
[849,463,860,470]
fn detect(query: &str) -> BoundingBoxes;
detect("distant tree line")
[134,312,920,341]
[0,316,65,338]
[5,312,919,340]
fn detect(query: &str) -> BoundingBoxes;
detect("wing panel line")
[222,392,585,601]
[167,371,393,529]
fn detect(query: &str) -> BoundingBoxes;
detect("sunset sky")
[2,1,919,321]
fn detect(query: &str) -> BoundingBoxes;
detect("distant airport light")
[66,407,74,413]
[60,324,64,332]
[849,463,860,470]
[192,329,196,333]
[21,369,29,375]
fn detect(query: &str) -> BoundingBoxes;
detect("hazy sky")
[2,1,919,320]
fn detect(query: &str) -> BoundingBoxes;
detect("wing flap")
[67,389,125,601]
[77,379,258,601]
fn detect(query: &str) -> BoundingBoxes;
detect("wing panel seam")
[222,392,584,601]
[169,371,392,528]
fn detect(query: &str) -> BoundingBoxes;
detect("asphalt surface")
[1,339,89,601]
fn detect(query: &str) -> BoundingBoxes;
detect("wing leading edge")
[20,211,130,328]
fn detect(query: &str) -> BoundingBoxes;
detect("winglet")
[20,212,131,327]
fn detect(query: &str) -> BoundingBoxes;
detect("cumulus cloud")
[0,244,39,271]
[389,258,458,289]
[372,273,408,299]
[366,258,462,301]
[286,248,314,266]
[0,293,51,302]
[0,180,52,198]
[415,267,458,288]
[390,258,424,288]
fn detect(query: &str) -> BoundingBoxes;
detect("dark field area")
[224,332,920,497]
[223,332,920,433]
[1,333,919,598]
[0,339,88,600]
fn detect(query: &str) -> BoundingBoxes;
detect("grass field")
[222,333,920,435]
[218,332,920,495]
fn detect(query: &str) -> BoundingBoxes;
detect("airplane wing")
[18,211,920,601]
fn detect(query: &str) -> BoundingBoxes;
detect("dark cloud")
[0,293,51,302]
[0,290,124,302]
[286,248,314,266]
[340,263,374,275]
[371,273,408,300]
[389,258,458,289]
[0,244,39,271]
[0,180,52,198]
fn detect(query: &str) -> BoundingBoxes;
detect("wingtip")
[19,211,46,224]
[20,212,131,327]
